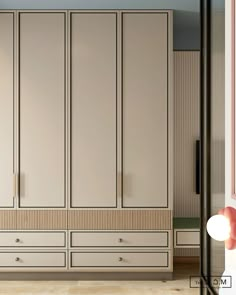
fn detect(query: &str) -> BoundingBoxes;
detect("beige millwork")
[70,231,170,248]
[174,229,200,248]
[0,252,66,268]
[122,13,169,208]
[173,51,200,217]
[0,10,173,276]
[0,209,172,230]
[16,210,68,230]
[0,232,66,247]
[70,251,170,269]
[68,210,172,230]
[0,210,16,230]
[0,13,14,208]
[19,12,65,208]
[71,12,117,208]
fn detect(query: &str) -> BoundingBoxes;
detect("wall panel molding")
[174,51,200,217]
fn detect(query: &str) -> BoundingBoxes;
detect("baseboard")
[0,272,173,281]
[174,256,200,264]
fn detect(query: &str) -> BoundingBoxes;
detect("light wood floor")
[0,263,199,295]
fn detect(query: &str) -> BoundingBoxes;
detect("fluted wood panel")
[174,248,200,257]
[17,210,67,230]
[68,210,172,230]
[0,209,172,230]
[0,210,16,229]
[174,51,200,217]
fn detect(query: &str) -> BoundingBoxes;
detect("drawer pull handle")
[119,257,123,262]
[15,238,20,243]
[15,257,20,262]
[118,238,123,243]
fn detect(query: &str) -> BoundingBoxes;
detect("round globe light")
[206,215,231,241]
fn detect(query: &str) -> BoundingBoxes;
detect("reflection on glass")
[210,0,225,292]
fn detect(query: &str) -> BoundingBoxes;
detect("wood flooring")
[0,263,199,295]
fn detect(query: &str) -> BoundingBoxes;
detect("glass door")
[201,0,225,294]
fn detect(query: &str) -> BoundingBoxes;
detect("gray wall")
[0,0,200,50]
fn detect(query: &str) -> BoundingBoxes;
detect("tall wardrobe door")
[122,13,168,208]
[71,13,117,208]
[19,13,65,208]
[0,13,14,208]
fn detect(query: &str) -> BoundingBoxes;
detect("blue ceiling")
[0,0,201,49]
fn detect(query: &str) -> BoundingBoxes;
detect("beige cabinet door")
[19,13,65,208]
[0,13,14,208]
[122,13,168,208]
[71,13,117,208]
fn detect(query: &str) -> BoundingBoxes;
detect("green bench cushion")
[173,217,200,229]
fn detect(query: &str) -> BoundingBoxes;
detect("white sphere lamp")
[206,214,231,241]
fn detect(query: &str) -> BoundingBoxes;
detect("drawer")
[174,230,200,248]
[71,231,169,248]
[0,232,66,247]
[71,251,169,268]
[0,252,66,267]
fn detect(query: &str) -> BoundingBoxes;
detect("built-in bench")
[173,218,200,248]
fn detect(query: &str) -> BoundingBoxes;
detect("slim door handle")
[13,173,17,198]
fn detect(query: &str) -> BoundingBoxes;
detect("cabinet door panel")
[122,13,168,208]
[0,13,14,208]
[0,252,66,268]
[71,13,117,208]
[19,13,65,208]
[71,252,169,268]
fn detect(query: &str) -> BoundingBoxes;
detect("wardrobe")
[0,10,173,278]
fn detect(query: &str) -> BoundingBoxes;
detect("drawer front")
[175,230,200,247]
[0,252,66,267]
[71,232,169,248]
[0,232,66,247]
[71,252,169,268]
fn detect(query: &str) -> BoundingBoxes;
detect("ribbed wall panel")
[0,210,16,229]
[17,210,67,230]
[174,248,200,257]
[174,51,200,217]
[68,210,172,230]
[3,210,172,230]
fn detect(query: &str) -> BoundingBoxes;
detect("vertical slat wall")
[174,51,200,257]
[174,51,200,217]
[174,248,199,257]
